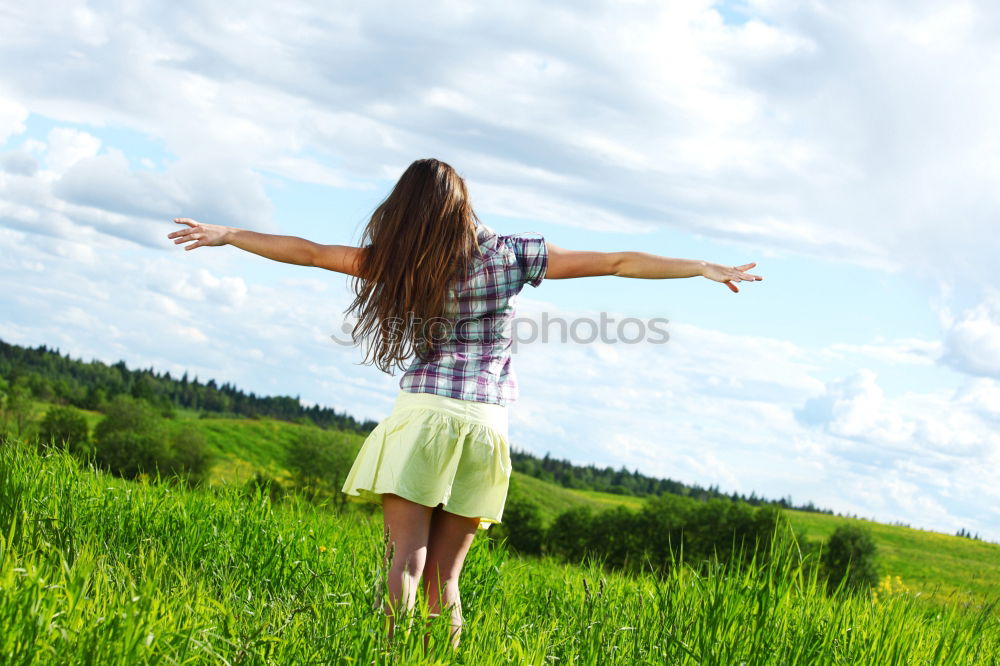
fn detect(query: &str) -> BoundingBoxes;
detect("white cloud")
[43,127,101,173]
[954,377,1000,422]
[0,126,276,250]
[941,293,1000,378]
[173,325,208,343]
[0,97,27,144]
[150,265,248,309]
[822,338,941,366]
[1,150,38,176]
[0,227,373,419]
[0,1,996,282]
[797,369,913,443]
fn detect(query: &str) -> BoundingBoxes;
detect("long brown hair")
[347,158,481,373]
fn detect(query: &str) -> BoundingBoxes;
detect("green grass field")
[56,404,1000,609]
[8,402,999,662]
[2,440,998,664]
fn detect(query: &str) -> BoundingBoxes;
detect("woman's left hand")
[167,218,233,251]
[702,262,763,293]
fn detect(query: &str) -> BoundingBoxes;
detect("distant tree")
[588,506,643,571]
[637,494,693,571]
[81,386,108,411]
[24,374,55,402]
[546,506,594,562]
[493,495,545,555]
[95,429,172,479]
[165,423,215,486]
[39,405,92,457]
[508,447,833,515]
[286,428,357,503]
[95,394,162,437]
[822,525,879,595]
[1,377,35,439]
[93,395,171,479]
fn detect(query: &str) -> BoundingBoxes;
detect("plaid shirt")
[399,223,548,405]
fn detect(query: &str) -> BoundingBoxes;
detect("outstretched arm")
[545,243,762,293]
[167,218,367,277]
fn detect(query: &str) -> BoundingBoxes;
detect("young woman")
[167,158,762,648]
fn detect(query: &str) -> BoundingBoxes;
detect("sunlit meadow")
[2,440,997,665]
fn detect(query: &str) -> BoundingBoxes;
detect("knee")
[392,551,426,579]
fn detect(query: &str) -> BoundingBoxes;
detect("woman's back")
[400,222,547,406]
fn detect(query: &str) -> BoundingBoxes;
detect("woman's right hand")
[701,262,763,293]
[167,218,233,251]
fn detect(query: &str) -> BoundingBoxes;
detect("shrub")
[637,494,693,571]
[588,506,644,571]
[92,395,209,482]
[39,405,92,457]
[165,423,215,486]
[822,525,879,595]
[94,428,172,480]
[94,394,161,439]
[286,428,358,503]
[94,395,167,478]
[546,506,594,562]
[1,377,35,439]
[493,495,545,555]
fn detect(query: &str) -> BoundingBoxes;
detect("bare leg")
[422,506,481,649]
[382,493,434,640]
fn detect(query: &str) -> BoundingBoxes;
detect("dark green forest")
[0,338,378,433]
[512,450,836,515]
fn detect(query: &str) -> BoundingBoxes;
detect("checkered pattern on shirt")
[399,222,548,405]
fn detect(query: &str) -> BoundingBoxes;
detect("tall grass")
[1,439,997,664]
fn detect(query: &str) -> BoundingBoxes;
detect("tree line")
[510,449,836,515]
[491,478,881,596]
[0,338,377,433]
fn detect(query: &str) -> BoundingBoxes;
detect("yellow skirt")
[341,390,512,530]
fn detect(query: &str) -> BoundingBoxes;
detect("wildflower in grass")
[319,546,328,553]
[873,573,911,602]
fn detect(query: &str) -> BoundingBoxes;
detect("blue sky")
[2,1,999,541]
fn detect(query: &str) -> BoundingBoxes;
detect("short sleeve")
[503,233,548,288]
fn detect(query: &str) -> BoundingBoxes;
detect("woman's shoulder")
[477,223,545,255]
[473,224,548,289]
[475,223,517,263]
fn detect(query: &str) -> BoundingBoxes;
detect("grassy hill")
[526,484,1000,608]
[197,410,1000,608]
